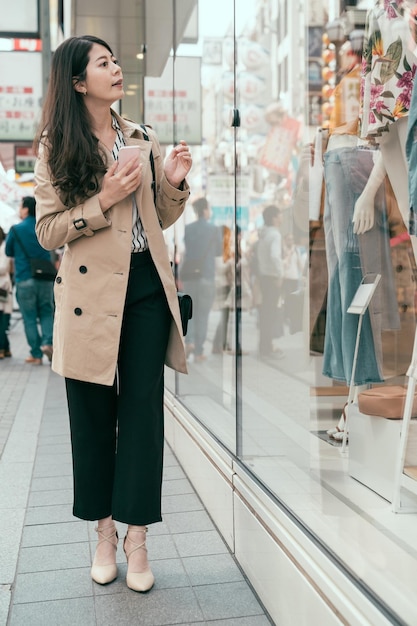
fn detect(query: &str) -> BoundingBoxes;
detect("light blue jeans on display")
[323,147,384,385]
[183,278,215,357]
[16,278,54,359]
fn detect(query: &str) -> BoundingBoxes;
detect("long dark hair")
[34,35,114,206]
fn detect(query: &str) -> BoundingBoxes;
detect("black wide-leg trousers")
[65,250,172,525]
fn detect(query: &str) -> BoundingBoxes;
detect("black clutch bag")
[177,292,192,336]
[30,258,57,281]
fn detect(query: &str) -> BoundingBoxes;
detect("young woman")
[33,35,192,592]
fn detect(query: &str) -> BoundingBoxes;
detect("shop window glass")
[165,1,417,622]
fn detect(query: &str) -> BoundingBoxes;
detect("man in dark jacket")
[181,197,222,361]
[6,196,54,364]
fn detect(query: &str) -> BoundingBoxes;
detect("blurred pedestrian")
[256,205,284,358]
[5,196,54,364]
[0,226,13,358]
[180,197,222,361]
[212,225,233,353]
[223,227,253,355]
[282,233,303,328]
[33,35,192,593]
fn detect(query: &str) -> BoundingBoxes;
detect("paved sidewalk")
[0,315,272,626]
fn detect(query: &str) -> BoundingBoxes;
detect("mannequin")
[352,120,417,254]
[322,33,400,439]
[353,0,417,261]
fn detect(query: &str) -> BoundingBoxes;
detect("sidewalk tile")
[32,460,73,478]
[172,530,228,558]
[0,463,34,509]
[163,510,215,534]
[161,493,204,514]
[31,475,73,492]
[17,541,90,573]
[144,533,179,561]
[195,581,265,621]
[162,477,195,496]
[36,435,70,446]
[94,587,204,626]
[9,597,95,625]
[13,568,93,603]
[28,489,73,507]
[35,443,71,457]
[163,464,186,481]
[0,585,11,626]
[182,553,244,586]
[21,521,88,548]
[25,503,76,526]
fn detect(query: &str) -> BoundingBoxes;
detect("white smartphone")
[117,145,141,173]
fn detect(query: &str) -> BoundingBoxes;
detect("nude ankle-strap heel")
[123,527,155,592]
[91,522,118,585]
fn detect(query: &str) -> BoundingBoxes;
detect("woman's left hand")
[164,140,192,188]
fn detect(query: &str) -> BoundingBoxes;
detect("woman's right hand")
[98,159,143,212]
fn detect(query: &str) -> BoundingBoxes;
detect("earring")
[83,90,87,96]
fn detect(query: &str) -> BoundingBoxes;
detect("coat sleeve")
[148,128,190,230]
[34,145,112,251]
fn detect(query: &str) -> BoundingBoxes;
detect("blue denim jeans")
[323,147,385,385]
[16,278,54,359]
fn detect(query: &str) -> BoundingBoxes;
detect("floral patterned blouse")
[360,0,417,140]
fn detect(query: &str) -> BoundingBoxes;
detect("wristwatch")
[73,218,87,231]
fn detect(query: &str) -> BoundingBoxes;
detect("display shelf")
[342,274,381,453]
[392,328,417,513]
[403,466,417,480]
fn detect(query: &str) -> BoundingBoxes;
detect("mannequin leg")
[380,118,417,260]
[327,385,368,439]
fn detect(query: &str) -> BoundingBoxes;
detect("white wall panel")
[165,394,397,626]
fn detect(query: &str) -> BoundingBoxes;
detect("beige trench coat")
[34,113,189,385]
[0,241,13,314]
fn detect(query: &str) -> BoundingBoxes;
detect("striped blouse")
[111,114,148,253]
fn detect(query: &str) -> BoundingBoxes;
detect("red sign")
[259,117,301,175]
[15,144,36,173]
[13,38,42,51]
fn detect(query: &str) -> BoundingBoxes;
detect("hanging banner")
[259,117,301,176]
[0,0,39,38]
[144,56,202,145]
[0,51,42,142]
